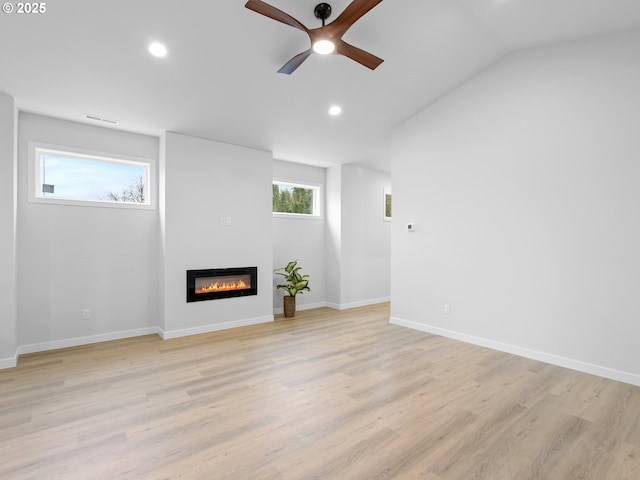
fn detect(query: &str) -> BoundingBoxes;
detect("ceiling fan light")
[313,39,335,55]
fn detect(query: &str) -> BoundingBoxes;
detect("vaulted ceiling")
[1,0,639,172]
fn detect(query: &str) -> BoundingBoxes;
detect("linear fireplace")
[186,267,258,302]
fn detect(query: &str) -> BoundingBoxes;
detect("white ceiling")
[1,0,639,172]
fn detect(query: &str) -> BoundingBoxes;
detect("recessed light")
[329,105,342,116]
[148,42,167,57]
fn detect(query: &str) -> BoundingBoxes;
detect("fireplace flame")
[196,279,249,294]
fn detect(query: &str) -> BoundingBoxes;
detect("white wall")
[324,165,391,309]
[339,165,391,308]
[272,160,325,313]
[391,29,640,385]
[162,132,273,337]
[325,165,342,307]
[17,113,160,352]
[0,92,17,366]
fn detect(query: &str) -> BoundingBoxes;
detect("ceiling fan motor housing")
[314,3,332,22]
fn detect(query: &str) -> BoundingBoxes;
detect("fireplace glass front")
[187,267,257,302]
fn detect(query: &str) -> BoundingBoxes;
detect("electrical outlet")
[82,309,91,320]
[444,304,451,315]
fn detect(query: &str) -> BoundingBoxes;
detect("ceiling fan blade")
[325,0,383,38]
[278,50,313,75]
[245,0,308,33]
[335,40,383,70]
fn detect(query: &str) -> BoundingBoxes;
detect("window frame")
[28,142,156,210]
[272,179,322,219]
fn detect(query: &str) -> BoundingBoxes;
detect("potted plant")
[274,259,310,317]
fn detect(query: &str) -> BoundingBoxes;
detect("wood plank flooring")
[1,303,639,479]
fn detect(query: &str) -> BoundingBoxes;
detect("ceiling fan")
[245,0,384,74]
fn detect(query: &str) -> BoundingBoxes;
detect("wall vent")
[84,114,119,125]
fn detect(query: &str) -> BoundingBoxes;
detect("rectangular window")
[29,143,154,209]
[384,188,392,221]
[272,181,320,217]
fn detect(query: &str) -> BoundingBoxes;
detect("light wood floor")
[1,303,639,479]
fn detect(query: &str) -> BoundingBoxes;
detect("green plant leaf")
[284,260,297,273]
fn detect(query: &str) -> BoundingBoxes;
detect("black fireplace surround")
[186,267,258,302]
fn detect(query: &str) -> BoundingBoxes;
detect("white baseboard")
[330,297,390,311]
[5,315,276,366]
[273,301,327,315]
[161,315,274,340]
[0,355,17,369]
[274,297,390,314]
[390,316,640,387]
[16,327,161,357]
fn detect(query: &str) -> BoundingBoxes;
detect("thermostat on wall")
[407,223,416,232]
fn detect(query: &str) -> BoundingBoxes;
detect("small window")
[272,181,320,217]
[29,143,154,209]
[384,188,392,221]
